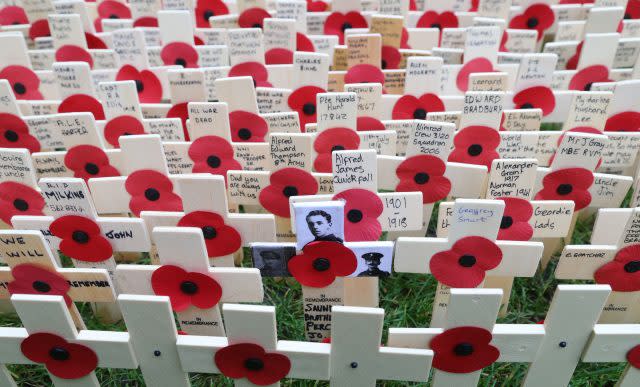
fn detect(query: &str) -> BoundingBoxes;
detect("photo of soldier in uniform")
[357,252,390,278]
[346,241,394,278]
[306,210,344,243]
[251,243,296,277]
[293,201,345,250]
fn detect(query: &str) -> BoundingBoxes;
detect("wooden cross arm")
[88,177,129,214]
[555,245,617,280]
[494,241,544,277]
[0,327,30,364]
[388,324,545,362]
[582,324,640,362]
[227,214,278,243]
[376,347,433,383]
[115,265,264,302]
[75,331,138,369]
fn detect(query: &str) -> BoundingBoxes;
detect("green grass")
[0,212,625,386]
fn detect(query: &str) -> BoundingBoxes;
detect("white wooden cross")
[0,148,46,229]
[140,171,276,266]
[116,226,263,335]
[0,229,116,328]
[328,305,433,386]
[87,134,184,216]
[387,284,612,387]
[556,207,640,323]
[0,294,137,387]
[582,324,640,387]
[394,198,544,326]
[119,295,330,387]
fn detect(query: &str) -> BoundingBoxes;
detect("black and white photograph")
[250,243,297,277]
[346,241,394,278]
[292,201,345,250]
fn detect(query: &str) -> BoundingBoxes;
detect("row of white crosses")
[2,284,639,386]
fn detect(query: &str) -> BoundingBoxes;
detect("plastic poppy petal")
[303,241,358,277]
[288,253,340,287]
[215,343,264,379]
[21,333,66,363]
[133,17,158,27]
[125,170,175,195]
[0,65,43,100]
[55,45,93,68]
[238,7,271,28]
[356,116,385,131]
[47,342,99,379]
[29,19,50,40]
[430,326,499,373]
[392,95,420,120]
[615,244,640,263]
[627,345,640,369]
[513,86,556,116]
[186,271,223,309]
[0,181,45,224]
[104,116,146,147]
[381,46,401,70]
[58,94,105,120]
[265,48,294,65]
[58,236,113,262]
[345,64,385,85]
[453,236,502,271]
[229,110,268,142]
[247,352,292,385]
[605,111,640,132]
[288,86,325,130]
[0,6,28,25]
[161,42,199,68]
[228,62,270,83]
[151,265,191,311]
[497,221,533,241]
[313,127,360,153]
[594,261,640,292]
[85,33,107,49]
[296,33,315,52]
[456,58,494,92]
[569,65,610,91]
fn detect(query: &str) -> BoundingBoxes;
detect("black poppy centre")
[414,172,430,185]
[244,357,264,371]
[526,18,539,29]
[135,80,144,93]
[238,128,252,140]
[252,23,262,28]
[313,257,331,271]
[584,83,593,92]
[413,108,427,120]
[302,103,316,116]
[331,145,345,152]
[467,144,483,157]
[145,188,161,201]
[341,22,353,32]
[49,347,70,361]
[13,198,29,211]
[32,280,51,293]
[458,254,476,267]
[520,103,534,109]
[453,342,474,356]
[282,185,298,197]
[13,82,26,95]
[556,183,573,196]
[72,230,90,244]
[381,60,387,69]
[500,216,513,229]
[175,58,187,67]
[431,23,442,30]
[347,209,363,223]
[180,280,199,295]
[84,162,100,175]
[201,225,217,240]
[624,260,640,273]
[203,10,215,21]
[109,14,119,19]
[4,129,19,142]
[207,155,221,168]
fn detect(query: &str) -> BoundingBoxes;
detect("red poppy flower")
[238,7,271,29]
[194,35,204,46]
[416,11,459,34]
[189,135,242,178]
[392,93,445,120]
[50,215,113,262]
[228,62,272,87]
[228,110,268,142]
[627,344,640,368]
[0,181,45,225]
[297,32,315,52]
[259,167,318,217]
[323,11,368,44]
[288,86,325,131]
[430,236,502,287]
[103,116,147,147]
[559,0,594,3]
[430,326,499,373]
[344,64,385,85]
[395,155,451,204]
[265,48,293,65]
[215,343,291,386]
[29,19,50,40]
[333,189,383,241]
[116,65,163,103]
[534,168,593,211]
[194,0,229,28]
[569,65,611,91]
[307,0,328,12]
[8,264,71,306]
[94,0,131,32]
[496,197,533,241]
[177,211,242,257]
[21,332,98,379]
[64,145,120,180]
[448,126,500,169]
[605,111,640,132]
[58,94,105,120]
[288,241,357,287]
[55,45,93,68]
[566,42,583,70]
[469,0,479,11]
[313,128,361,172]
[626,0,640,19]
[500,32,508,52]
[381,46,401,70]
[356,116,385,131]
[125,169,183,216]
[512,86,555,116]
[456,57,495,92]
[85,33,107,49]
[161,42,199,68]
[509,4,555,42]
[401,28,410,49]
[151,265,222,311]
[133,17,158,27]
[594,244,640,292]
[0,6,28,25]
[0,113,40,153]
